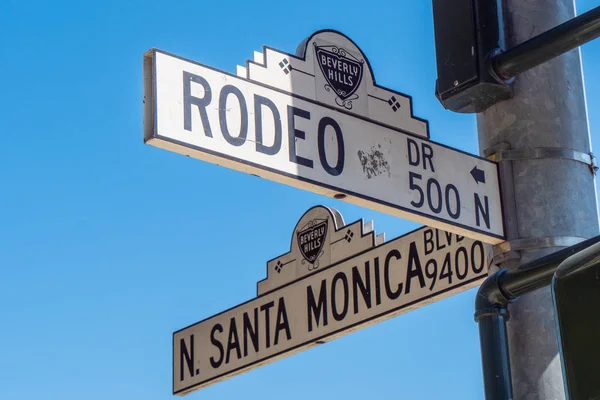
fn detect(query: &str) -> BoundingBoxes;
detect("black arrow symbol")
[470,166,486,184]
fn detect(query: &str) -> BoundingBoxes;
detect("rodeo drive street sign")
[143,30,504,244]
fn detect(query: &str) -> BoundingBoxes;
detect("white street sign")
[173,206,491,395]
[144,30,504,244]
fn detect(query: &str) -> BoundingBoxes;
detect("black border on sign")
[495,156,508,246]
[147,49,505,242]
[256,205,377,297]
[245,29,431,139]
[172,224,487,395]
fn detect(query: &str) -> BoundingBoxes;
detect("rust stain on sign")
[357,144,390,179]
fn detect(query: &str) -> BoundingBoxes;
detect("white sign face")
[173,206,491,395]
[144,30,504,244]
[257,205,386,296]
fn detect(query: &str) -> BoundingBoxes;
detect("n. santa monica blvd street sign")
[173,206,491,395]
[143,30,504,243]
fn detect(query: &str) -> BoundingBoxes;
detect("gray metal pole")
[476,0,599,398]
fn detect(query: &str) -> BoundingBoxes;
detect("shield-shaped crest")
[297,219,328,263]
[314,44,364,102]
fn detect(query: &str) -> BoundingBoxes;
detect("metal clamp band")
[491,236,587,265]
[487,147,598,174]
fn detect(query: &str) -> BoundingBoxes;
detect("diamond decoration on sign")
[279,58,293,75]
[275,260,284,273]
[388,96,401,112]
[344,230,355,243]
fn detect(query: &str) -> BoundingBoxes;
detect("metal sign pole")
[476,0,600,397]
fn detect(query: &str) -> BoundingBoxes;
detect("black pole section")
[493,5,600,79]
[501,234,600,299]
[475,271,514,400]
[477,313,513,400]
[475,234,600,400]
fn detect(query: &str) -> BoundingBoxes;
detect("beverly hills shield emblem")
[314,43,364,109]
[296,219,328,265]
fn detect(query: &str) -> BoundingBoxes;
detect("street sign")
[144,30,504,244]
[173,206,491,395]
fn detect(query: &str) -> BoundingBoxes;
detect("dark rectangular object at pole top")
[432,0,512,113]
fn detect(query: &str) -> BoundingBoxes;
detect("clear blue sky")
[1,1,599,399]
